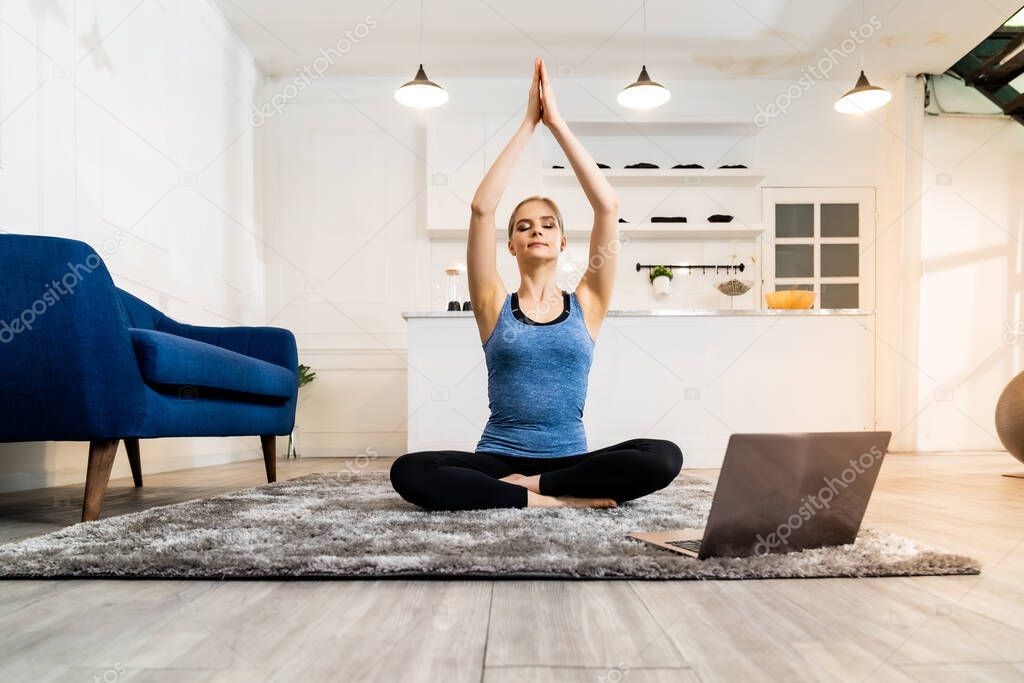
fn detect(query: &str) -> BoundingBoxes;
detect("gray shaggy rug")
[0,471,979,580]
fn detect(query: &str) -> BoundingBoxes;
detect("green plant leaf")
[298,363,317,388]
[649,265,674,282]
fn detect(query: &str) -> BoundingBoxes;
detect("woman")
[390,57,683,510]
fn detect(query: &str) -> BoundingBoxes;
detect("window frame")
[761,187,876,311]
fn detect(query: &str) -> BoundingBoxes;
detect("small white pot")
[652,275,672,296]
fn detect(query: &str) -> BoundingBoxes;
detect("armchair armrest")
[0,235,146,441]
[116,288,298,373]
[156,321,299,374]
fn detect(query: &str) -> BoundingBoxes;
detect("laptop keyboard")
[665,539,701,553]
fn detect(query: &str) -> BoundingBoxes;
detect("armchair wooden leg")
[83,439,119,522]
[260,435,277,483]
[124,438,143,488]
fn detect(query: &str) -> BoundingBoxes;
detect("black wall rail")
[635,262,746,275]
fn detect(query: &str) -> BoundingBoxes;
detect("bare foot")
[526,491,618,508]
[499,473,541,493]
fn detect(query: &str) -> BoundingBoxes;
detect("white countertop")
[402,308,874,319]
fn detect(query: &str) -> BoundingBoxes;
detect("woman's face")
[509,199,564,260]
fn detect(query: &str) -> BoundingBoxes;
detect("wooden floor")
[1,453,1023,683]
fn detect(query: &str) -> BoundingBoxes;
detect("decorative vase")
[652,275,672,296]
[286,426,300,459]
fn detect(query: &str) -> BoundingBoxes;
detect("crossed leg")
[389,438,683,511]
[504,438,683,501]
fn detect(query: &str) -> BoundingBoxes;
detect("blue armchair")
[0,234,298,521]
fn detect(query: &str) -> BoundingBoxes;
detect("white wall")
[260,73,903,460]
[0,0,265,493]
[916,108,1024,451]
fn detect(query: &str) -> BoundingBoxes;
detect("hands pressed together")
[525,57,563,129]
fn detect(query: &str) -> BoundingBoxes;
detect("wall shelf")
[615,222,765,239]
[426,223,765,240]
[542,168,766,186]
[564,118,760,137]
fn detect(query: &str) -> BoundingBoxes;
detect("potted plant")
[287,363,317,458]
[649,265,674,296]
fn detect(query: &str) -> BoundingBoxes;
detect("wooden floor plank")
[127,579,490,683]
[485,580,687,669]
[483,666,700,683]
[894,662,1024,682]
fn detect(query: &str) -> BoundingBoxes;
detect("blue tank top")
[475,290,596,458]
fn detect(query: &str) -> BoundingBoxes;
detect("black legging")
[389,438,683,511]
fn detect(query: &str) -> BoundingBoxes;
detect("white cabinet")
[762,187,876,310]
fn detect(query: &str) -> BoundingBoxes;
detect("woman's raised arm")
[467,59,543,319]
[537,59,620,327]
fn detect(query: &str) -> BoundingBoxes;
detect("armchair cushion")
[129,329,296,401]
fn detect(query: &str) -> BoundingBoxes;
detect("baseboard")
[281,446,405,460]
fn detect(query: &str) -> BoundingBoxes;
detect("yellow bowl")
[765,290,815,309]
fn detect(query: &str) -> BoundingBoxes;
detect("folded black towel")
[597,162,610,169]
[625,162,659,169]
[707,214,734,223]
[618,218,629,223]
[718,164,748,169]
[651,216,687,223]
[672,163,704,169]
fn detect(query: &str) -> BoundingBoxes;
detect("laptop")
[627,431,892,559]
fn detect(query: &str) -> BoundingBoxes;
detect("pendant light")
[835,0,890,114]
[395,63,448,108]
[618,0,670,109]
[835,70,891,113]
[395,0,448,108]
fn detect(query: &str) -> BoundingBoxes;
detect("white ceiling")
[213,0,1023,81]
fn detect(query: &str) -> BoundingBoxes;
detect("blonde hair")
[507,196,564,241]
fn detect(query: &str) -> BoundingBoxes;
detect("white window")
[762,188,876,310]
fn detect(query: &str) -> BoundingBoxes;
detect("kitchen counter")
[402,308,874,318]
[403,309,876,468]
